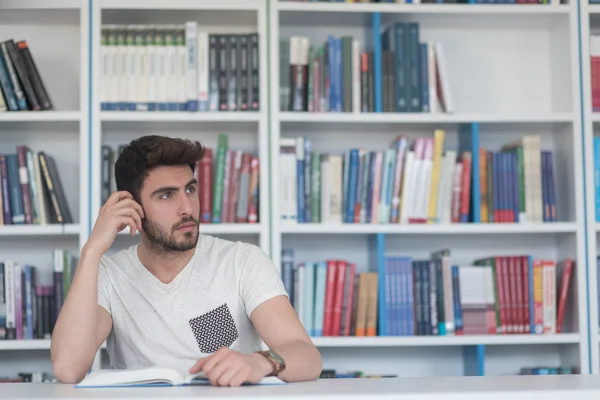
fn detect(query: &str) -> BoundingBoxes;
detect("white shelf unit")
[270,0,589,378]
[88,0,270,371]
[580,0,600,376]
[0,0,90,379]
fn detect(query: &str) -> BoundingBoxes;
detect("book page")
[76,367,185,387]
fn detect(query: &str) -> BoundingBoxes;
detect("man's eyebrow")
[151,178,197,196]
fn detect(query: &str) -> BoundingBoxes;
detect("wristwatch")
[257,349,286,377]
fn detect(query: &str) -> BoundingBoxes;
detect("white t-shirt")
[97,234,288,376]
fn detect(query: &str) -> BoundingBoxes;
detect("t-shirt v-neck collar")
[131,244,198,292]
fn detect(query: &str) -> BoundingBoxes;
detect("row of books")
[101,134,260,224]
[280,24,452,114]
[0,39,53,112]
[282,249,574,337]
[518,366,579,375]
[0,372,55,383]
[281,0,560,4]
[0,147,73,226]
[0,250,76,340]
[279,132,555,225]
[100,24,259,113]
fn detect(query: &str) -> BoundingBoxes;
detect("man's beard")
[141,216,199,254]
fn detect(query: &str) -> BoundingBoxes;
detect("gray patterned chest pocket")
[189,303,239,353]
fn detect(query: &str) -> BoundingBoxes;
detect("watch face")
[268,350,285,366]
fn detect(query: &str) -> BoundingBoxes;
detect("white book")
[126,25,137,109]
[135,26,148,111]
[320,155,330,223]
[116,27,128,109]
[31,151,49,225]
[451,162,463,222]
[146,25,158,110]
[75,367,285,388]
[185,22,198,111]
[4,261,15,335]
[294,264,304,322]
[165,25,178,109]
[156,25,168,109]
[280,138,297,224]
[177,26,187,109]
[99,27,109,110]
[427,42,438,114]
[398,151,414,224]
[542,260,556,334]
[197,31,209,111]
[328,155,343,223]
[434,42,453,113]
[439,151,456,224]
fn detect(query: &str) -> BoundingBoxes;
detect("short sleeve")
[97,256,113,315]
[239,245,288,319]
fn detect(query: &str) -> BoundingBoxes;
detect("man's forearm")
[268,340,322,382]
[50,246,104,383]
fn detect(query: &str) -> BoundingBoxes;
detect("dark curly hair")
[114,135,206,202]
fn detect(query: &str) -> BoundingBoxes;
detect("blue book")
[347,149,359,223]
[313,261,327,337]
[5,154,24,224]
[303,263,315,336]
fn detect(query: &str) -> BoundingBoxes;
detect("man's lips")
[177,223,196,230]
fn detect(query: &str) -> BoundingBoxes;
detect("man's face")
[138,165,200,253]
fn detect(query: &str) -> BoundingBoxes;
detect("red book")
[459,152,471,223]
[322,261,337,336]
[513,256,524,333]
[556,259,574,333]
[592,56,600,111]
[521,256,531,333]
[247,157,259,223]
[198,149,213,224]
[331,260,347,336]
[495,256,507,334]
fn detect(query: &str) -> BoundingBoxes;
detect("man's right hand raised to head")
[50,191,143,384]
[84,191,145,258]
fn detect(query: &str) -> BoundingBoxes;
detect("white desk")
[4,375,600,400]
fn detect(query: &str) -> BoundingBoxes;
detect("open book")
[75,366,286,388]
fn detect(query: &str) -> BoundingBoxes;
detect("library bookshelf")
[0,0,596,384]
[270,0,588,379]
[579,0,600,376]
[0,0,90,380]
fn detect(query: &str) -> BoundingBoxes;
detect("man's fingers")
[202,348,230,374]
[117,216,137,235]
[114,209,141,231]
[106,191,133,206]
[229,372,247,388]
[189,358,206,374]
[113,199,145,219]
[207,359,230,387]
[217,364,241,387]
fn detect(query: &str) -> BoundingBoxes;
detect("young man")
[50,135,322,386]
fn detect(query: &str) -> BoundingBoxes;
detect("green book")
[212,134,228,223]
